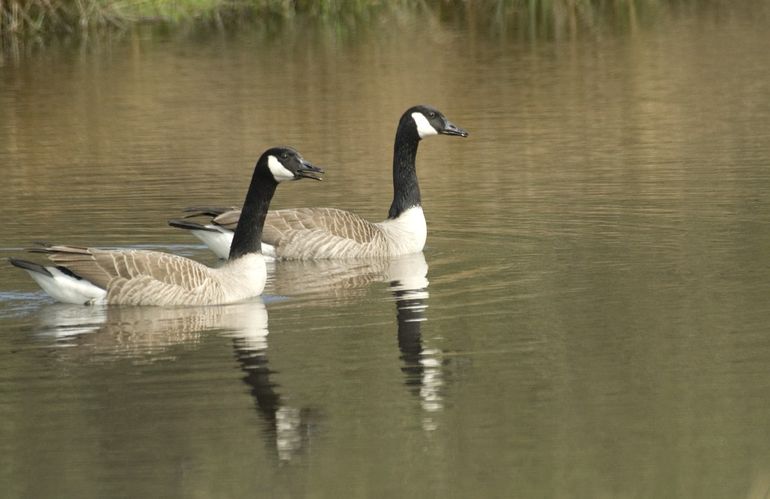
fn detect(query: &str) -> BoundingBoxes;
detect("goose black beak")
[440,120,469,137]
[297,161,325,181]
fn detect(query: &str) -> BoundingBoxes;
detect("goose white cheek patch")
[411,112,438,138]
[267,155,296,182]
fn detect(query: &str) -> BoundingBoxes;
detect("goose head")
[263,146,325,183]
[404,105,469,140]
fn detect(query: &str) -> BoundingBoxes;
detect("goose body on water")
[169,105,468,260]
[10,147,323,306]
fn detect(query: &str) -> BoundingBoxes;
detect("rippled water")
[2,5,770,498]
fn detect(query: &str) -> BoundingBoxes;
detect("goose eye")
[428,111,436,118]
[281,152,289,160]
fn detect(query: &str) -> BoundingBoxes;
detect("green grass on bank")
[1,0,761,50]
[0,0,263,35]
[0,0,404,38]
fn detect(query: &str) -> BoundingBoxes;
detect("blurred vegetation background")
[1,0,751,52]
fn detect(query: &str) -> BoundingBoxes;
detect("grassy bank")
[1,0,263,36]
[0,0,404,39]
[0,0,756,49]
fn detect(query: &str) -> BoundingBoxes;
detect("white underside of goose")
[188,225,234,260]
[23,267,107,305]
[188,225,276,261]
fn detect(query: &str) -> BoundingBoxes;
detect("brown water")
[2,5,770,498]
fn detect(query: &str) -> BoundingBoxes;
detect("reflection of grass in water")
[458,0,656,37]
[0,0,753,47]
[436,0,765,39]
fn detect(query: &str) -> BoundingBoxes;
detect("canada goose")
[169,105,468,260]
[9,147,323,306]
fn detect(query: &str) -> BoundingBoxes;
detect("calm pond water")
[2,4,770,498]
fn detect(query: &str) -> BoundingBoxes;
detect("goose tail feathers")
[9,257,52,277]
[168,219,219,233]
[9,256,106,305]
[182,206,237,218]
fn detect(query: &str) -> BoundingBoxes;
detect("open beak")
[440,120,469,137]
[296,160,325,181]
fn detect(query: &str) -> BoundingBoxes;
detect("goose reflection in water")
[228,315,319,462]
[388,253,444,429]
[270,252,445,427]
[32,299,315,462]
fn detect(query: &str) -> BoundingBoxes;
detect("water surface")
[2,5,770,498]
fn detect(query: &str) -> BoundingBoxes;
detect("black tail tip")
[9,257,52,277]
[168,219,216,232]
[182,206,231,217]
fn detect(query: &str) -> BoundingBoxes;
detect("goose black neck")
[388,123,421,219]
[229,167,277,260]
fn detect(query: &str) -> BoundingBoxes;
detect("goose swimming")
[10,147,323,306]
[169,105,467,260]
